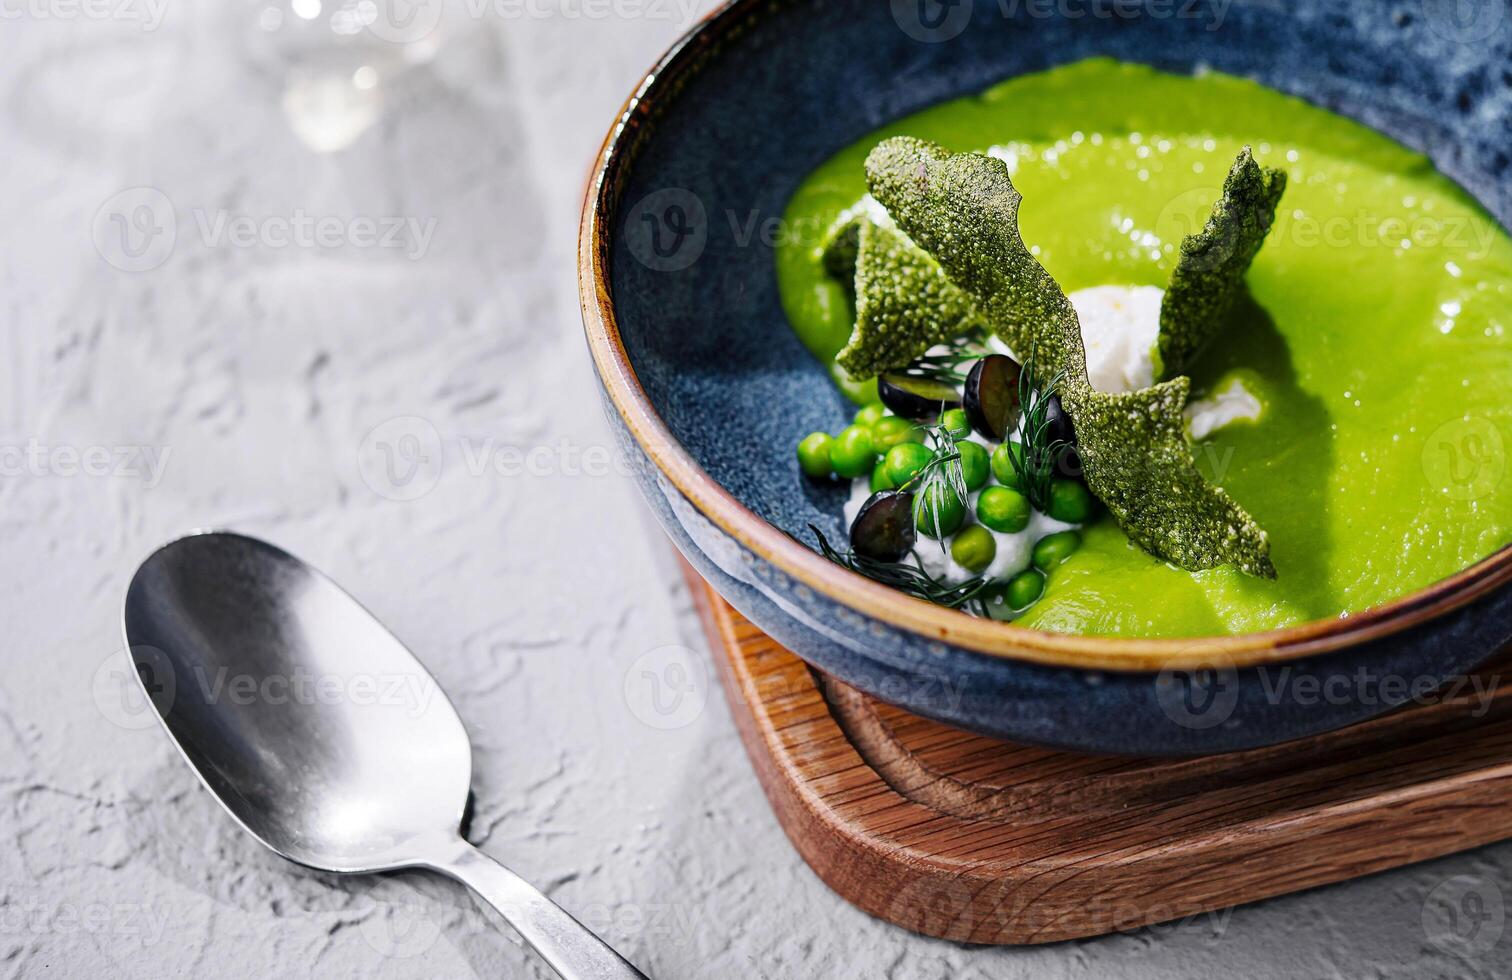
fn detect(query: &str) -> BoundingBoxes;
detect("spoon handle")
[428,839,650,980]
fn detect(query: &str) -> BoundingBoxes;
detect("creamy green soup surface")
[776,58,1512,638]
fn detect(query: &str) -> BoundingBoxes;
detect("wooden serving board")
[682,564,1512,944]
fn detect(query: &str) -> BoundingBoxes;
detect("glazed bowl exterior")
[579,0,1512,754]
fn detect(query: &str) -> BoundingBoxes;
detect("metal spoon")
[123,530,648,980]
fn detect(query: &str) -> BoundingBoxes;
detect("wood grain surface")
[684,564,1512,944]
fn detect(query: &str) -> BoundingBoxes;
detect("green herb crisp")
[838,219,984,377]
[864,137,1088,381]
[820,210,985,378]
[1157,147,1287,377]
[865,136,1276,577]
[819,213,863,282]
[1063,380,1276,577]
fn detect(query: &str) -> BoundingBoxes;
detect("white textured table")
[3,5,1510,977]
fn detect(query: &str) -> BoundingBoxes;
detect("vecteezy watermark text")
[0,440,170,487]
[95,646,441,730]
[190,665,439,715]
[890,0,1233,44]
[0,0,168,30]
[356,0,714,44]
[193,209,435,259]
[1157,656,1502,731]
[0,901,171,945]
[357,416,643,501]
[624,180,1506,280]
[93,188,437,272]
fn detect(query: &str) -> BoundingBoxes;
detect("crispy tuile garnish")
[1157,147,1287,377]
[822,214,984,378]
[864,137,1088,380]
[865,136,1277,577]
[819,212,863,282]
[1063,380,1276,577]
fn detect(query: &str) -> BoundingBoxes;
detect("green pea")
[831,424,878,479]
[941,407,971,438]
[1005,569,1046,609]
[885,442,934,487]
[950,525,997,573]
[869,461,896,493]
[913,484,967,538]
[797,432,833,479]
[990,441,1024,488]
[1032,530,1081,570]
[873,416,925,452]
[976,486,1030,533]
[854,403,885,428]
[956,441,990,491]
[1047,479,1094,523]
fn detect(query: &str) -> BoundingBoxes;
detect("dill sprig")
[1005,345,1074,513]
[907,422,969,550]
[798,421,990,615]
[900,332,995,385]
[895,432,961,496]
[808,524,993,612]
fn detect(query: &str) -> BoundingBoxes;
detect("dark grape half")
[1042,394,1082,478]
[877,372,962,421]
[849,490,917,562]
[1042,393,1076,445]
[962,355,1023,440]
[1055,445,1084,479]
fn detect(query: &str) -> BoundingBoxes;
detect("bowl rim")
[576,0,1512,672]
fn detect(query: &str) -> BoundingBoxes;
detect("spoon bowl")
[124,531,470,873]
[124,531,647,980]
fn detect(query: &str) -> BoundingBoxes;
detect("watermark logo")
[92,188,437,271]
[880,876,1232,942]
[358,416,445,501]
[578,900,713,944]
[354,419,642,502]
[359,886,443,958]
[0,0,168,31]
[891,0,973,42]
[1422,416,1504,502]
[617,194,862,277]
[893,0,1233,42]
[93,187,176,273]
[1156,191,1502,274]
[1155,650,1238,731]
[1276,208,1500,258]
[93,649,441,727]
[623,188,707,272]
[0,901,172,945]
[623,645,707,729]
[1154,185,1229,271]
[191,209,436,259]
[1423,874,1505,956]
[0,440,171,486]
[354,0,714,38]
[93,646,175,732]
[884,877,981,937]
[361,0,447,43]
[1420,0,1506,43]
[1255,667,1498,717]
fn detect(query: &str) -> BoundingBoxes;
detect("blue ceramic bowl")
[579,0,1512,755]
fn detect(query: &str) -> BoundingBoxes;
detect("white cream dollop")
[1185,375,1263,439]
[1068,284,1164,393]
[1065,285,1264,440]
